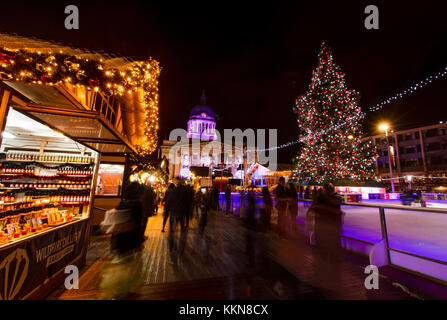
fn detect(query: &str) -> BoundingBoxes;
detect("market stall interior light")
[2,132,15,139]
[2,108,87,152]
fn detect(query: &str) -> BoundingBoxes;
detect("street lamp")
[379,123,395,193]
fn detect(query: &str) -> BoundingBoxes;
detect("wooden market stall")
[0,33,160,299]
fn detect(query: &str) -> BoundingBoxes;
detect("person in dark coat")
[140,184,156,242]
[197,188,213,237]
[260,187,272,232]
[287,182,298,233]
[304,187,311,207]
[274,177,288,237]
[244,193,257,267]
[168,179,190,259]
[185,184,195,228]
[312,183,343,295]
[111,182,145,256]
[212,186,220,210]
[225,186,232,215]
[161,183,175,232]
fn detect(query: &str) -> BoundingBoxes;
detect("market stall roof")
[0,33,135,70]
[1,81,134,154]
[0,33,161,155]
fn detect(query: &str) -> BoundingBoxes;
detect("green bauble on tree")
[292,42,377,185]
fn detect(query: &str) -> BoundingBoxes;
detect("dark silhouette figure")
[304,187,311,207]
[287,183,298,233]
[244,193,257,267]
[274,177,288,237]
[260,187,272,232]
[168,180,190,262]
[225,186,232,215]
[212,186,220,211]
[101,182,145,299]
[140,185,156,242]
[401,189,414,206]
[110,182,145,255]
[197,188,213,237]
[312,183,343,296]
[185,184,195,227]
[161,183,175,232]
[305,187,323,244]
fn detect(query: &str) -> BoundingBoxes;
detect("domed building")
[187,91,217,140]
[160,90,254,188]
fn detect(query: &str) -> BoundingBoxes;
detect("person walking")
[304,187,310,207]
[161,183,175,232]
[312,183,343,296]
[110,182,145,255]
[287,182,298,234]
[225,186,232,215]
[168,179,189,261]
[260,186,272,232]
[140,184,156,242]
[101,182,145,299]
[212,186,220,211]
[274,177,288,237]
[185,183,195,228]
[197,188,213,237]
[243,193,257,268]
[305,187,322,245]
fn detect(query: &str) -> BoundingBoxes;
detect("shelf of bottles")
[0,152,95,246]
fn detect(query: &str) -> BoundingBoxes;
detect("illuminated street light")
[379,123,389,136]
[379,122,395,193]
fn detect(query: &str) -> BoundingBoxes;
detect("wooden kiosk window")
[95,163,124,196]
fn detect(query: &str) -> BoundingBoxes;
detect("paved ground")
[47,209,421,300]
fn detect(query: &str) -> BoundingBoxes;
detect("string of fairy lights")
[0,46,161,156]
[248,65,447,154]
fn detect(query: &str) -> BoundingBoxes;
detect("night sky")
[1,0,447,162]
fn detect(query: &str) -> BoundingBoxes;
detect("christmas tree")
[292,42,377,185]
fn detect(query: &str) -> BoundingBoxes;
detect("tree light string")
[249,65,447,153]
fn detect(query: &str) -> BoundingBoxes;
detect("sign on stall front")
[0,220,87,300]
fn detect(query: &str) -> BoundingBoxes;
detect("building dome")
[189,92,214,120]
[190,105,214,119]
[187,90,217,140]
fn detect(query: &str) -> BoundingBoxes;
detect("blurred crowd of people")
[99,174,345,299]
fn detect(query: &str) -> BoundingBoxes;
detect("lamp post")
[379,123,395,193]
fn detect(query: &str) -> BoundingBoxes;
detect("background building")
[365,122,447,191]
[160,92,255,189]
[187,90,217,140]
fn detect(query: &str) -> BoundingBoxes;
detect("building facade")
[160,92,255,187]
[364,122,447,191]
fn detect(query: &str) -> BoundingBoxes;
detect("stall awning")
[2,81,136,154]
